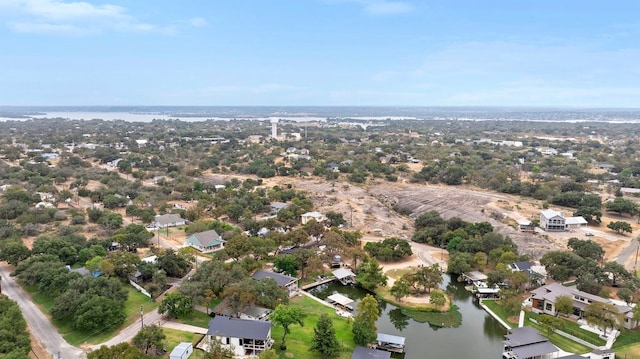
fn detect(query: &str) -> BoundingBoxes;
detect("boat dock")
[300,276,338,290]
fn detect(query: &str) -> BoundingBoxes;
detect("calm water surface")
[308,275,506,359]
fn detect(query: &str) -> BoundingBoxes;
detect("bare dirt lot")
[266,177,639,265]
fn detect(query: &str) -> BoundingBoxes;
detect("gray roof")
[509,261,532,271]
[332,268,355,279]
[155,213,185,226]
[187,229,224,247]
[270,202,289,210]
[351,346,391,359]
[70,267,91,276]
[376,333,405,346]
[252,270,298,287]
[504,327,548,347]
[207,316,271,340]
[510,341,558,359]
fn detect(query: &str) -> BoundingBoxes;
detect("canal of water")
[307,274,507,359]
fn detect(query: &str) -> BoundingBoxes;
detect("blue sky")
[1,0,639,107]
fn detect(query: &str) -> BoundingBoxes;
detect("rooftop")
[207,316,271,340]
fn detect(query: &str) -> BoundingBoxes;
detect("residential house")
[351,346,391,359]
[530,282,638,329]
[540,209,587,231]
[154,213,187,228]
[539,209,565,231]
[508,261,546,287]
[185,229,225,253]
[206,316,273,357]
[502,326,558,359]
[213,301,272,321]
[301,211,327,225]
[270,202,290,214]
[327,162,340,172]
[596,163,616,171]
[251,270,299,296]
[517,219,533,232]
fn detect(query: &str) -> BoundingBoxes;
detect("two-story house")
[206,316,273,357]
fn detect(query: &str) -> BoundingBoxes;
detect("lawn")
[481,301,595,354]
[162,328,206,358]
[27,284,157,345]
[175,309,213,328]
[613,328,640,349]
[526,311,605,347]
[481,300,517,328]
[270,295,357,359]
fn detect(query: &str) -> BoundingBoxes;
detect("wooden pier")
[300,276,338,290]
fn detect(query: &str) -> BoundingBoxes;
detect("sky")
[0,0,639,107]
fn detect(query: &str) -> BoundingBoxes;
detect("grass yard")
[613,328,640,349]
[175,309,213,328]
[401,305,462,328]
[271,296,357,359]
[481,301,594,354]
[525,311,605,347]
[27,283,158,345]
[162,328,206,358]
[481,300,517,328]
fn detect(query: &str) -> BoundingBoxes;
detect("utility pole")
[140,305,144,329]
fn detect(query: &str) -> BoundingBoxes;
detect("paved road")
[615,234,639,271]
[0,264,84,359]
[92,309,164,350]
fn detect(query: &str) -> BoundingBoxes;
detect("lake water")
[307,275,507,359]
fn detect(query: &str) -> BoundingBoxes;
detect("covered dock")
[332,268,356,285]
[327,293,355,311]
[373,333,406,354]
[461,271,488,285]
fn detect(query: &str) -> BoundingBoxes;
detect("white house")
[530,282,639,329]
[540,209,587,231]
[301,211,327,225]
[206,316,273,357]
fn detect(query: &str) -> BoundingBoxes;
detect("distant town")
[1,107,640,359]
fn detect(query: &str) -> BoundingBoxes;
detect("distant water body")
[1,106,639,123]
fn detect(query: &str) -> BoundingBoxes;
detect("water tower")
[270,118,278,140]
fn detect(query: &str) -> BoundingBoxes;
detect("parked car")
[585,232,594,236]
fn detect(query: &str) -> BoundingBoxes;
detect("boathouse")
[374,333,406,354]
[332,268,356,285]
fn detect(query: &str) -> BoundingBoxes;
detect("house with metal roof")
[374,333,406,354]
[502,326,558,359]
[185,229,225,253]
[530,282,638,329]
[206,316,273,357]
[301,211,327,225]
[251,270,299,296]
[540,209,587,231]
[154,213,187,228]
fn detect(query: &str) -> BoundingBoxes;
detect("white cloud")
[0,0,175,35]
[189,17,207,27]
[363,1,413,15]
[325,0,414,15]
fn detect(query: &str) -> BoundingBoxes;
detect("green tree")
[88,343,150,359]
[356,257,387,290]
[585,301,622,336]
[258,349,279,359]
[538,315,564,338]
[617,287,634,305]
[274,255,299,276]
[203,337,234,359]
[270,304,306,350]
[0,295,31,358]
[430,290,446,307]
[390,278,411,301]
[158,292,193,319]
[554,295,574,316]
[352,294,379,346]
[133,325,166,355]
[446,252,473,274]
[608,221,633,234]
[310,313,340,359]
[605,197,639,216]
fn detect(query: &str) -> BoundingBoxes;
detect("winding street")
[0,263,84,359]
